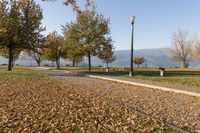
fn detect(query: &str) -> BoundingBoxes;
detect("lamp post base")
[129,71,134,77]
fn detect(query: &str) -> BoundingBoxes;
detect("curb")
[87,75,200,98]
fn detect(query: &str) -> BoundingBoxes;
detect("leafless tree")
[192,40,200,63]
[169,29,193,68]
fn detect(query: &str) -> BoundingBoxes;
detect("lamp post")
[56,46,61,69]
[129,16,136,77]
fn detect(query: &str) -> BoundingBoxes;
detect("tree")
[31,49,44,67]
[133,56,145,68]
[169,29,193,68]
[0,0,44,71]
[99,44,115,68]
[43,0,91,13]
[74,5,112,71]
[65,46,84,67]
[29,45,44,67]
[43,31,63,69]
[192,40,200,63]
[62,22,84,67]
[27,36,46,66]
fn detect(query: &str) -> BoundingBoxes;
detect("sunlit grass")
[0,66,49,84]
[60,66,101,72]
[62,67,200,87]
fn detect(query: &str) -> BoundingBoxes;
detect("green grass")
[62,67,200,87]
[134,74,200,87]
[60,66,101,72]
[0,66,49,83]
[6,66,200,87]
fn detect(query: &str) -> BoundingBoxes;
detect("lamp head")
[130,16,136,24]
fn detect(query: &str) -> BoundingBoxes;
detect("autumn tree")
[43,32,63,69]
[99,44,115,68]
[169,29,193,68]
[31,48,44,67]
[74,5,112,71]
[0,0,44,71]
[133,56,145,68]
[62,22,84,67]
[27,37,46,66]
[42,0,91,13]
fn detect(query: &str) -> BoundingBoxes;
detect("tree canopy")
[0,0,44,70]
[99,44,115,68]
[192,40,200,63]
[43,31,64,69]
[27,36,46,66]
[42,0,91,13]
[77,6,112,70]
[169,29,193,68]
[134,56,145,68]
[62,5,112,70]
[62,22,84,67]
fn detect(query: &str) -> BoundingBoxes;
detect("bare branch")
[168,29,193,68]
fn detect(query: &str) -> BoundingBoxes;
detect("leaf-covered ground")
[57,75,200,133]
[0,67,176,132]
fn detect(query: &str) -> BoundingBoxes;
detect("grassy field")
[61,66,200,87]
[133,68,200,87]
[60,66,101,72]
[0,66,49,85]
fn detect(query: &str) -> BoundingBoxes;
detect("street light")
[129,16,136,77]
[56,46,61,69]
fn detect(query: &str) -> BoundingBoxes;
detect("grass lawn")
[133,68,200,87]
[0,66,49,84]
[60,66,101,72]
[61,66,200,87]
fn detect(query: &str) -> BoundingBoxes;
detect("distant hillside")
[90,48,200,68]
[110,48,179,67]
[0,48,199,68]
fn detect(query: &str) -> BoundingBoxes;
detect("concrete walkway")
[86,74,200,97]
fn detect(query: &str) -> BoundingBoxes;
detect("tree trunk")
[8,46,13,71]
[52,61,54,67]
[180,60,188,68]
[12,58,15,68]
[37,61,41,66]
[106,61,109,68]
[88,52,91,71]
[56,58,60,69]
[72,60,75,67]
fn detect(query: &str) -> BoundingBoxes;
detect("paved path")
[85,74,200,97]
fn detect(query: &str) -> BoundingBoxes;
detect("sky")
[36,0,200,50]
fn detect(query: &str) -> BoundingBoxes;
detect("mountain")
[90,48,200,68]
[111,48,179,67]
[0,48,199,68]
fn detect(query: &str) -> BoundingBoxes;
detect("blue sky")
[36,0,200,50]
